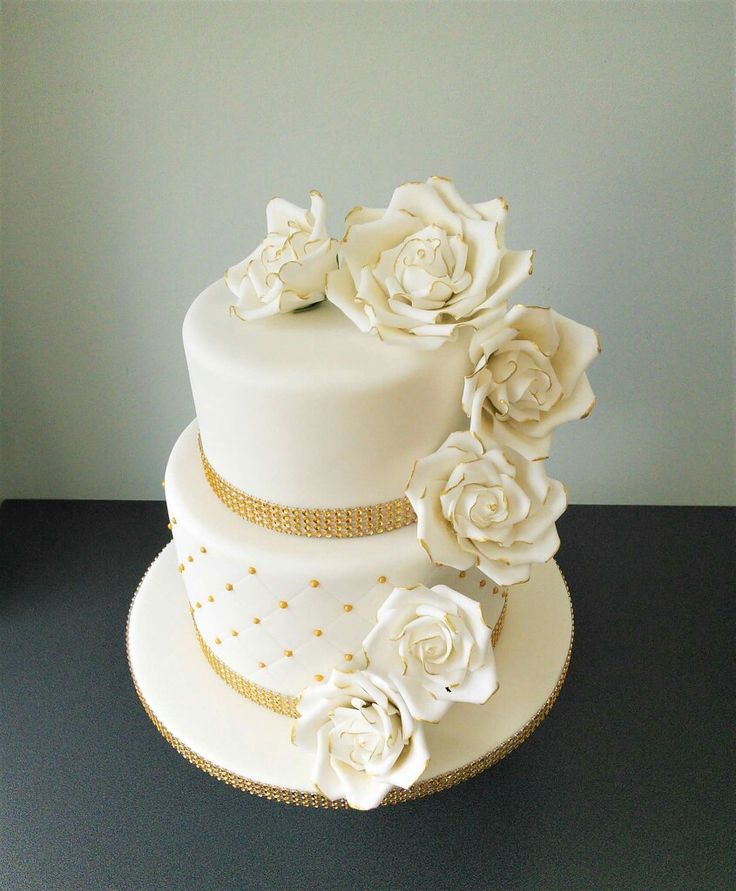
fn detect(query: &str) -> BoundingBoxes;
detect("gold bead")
[313,629,323,637]
[309,579,320,588]
[161,480,165,487]
[343,653,353,661]
[231,629,238,637]
[377,575,387,584]
[343,604,353,612]
[493,586,499,594]
[178,564,185,573]
[279,600,288,609]
[187,555,194,563]
[252,616,261,624]
[479,579,487,588]
[194,601,202,609]
[214,637,222,645]
[207,595,214,603]
[167,523,172,530]
[200,546,207,554]
[257,661,266,669]
[284,649,293,658]
[225,583,233,591]
[459,570,467,578]
[171,517,177,525]
[248,566,257,575]
[314,674,324,682]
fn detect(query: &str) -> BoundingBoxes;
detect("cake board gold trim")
[127,547,573,809]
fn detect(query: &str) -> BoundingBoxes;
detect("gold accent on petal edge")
[198,434,416,539]
[127,555,570,808]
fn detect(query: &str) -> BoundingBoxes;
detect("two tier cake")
[143,177,599,810]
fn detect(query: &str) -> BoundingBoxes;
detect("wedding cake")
[159,177,599,809]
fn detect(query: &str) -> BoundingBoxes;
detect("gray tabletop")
[1,501,733,891]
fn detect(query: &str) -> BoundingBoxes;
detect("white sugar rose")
[327,176,533,349]
[463,305,600,460]
[227,190,337,321]
[294,669,429,810]
[406,430,567,587]
[363,584,498,723]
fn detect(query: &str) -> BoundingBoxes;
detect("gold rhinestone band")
[127,552,572,808]
[198,434,416,538]
[192,589,509,719]
[192,615,300,718]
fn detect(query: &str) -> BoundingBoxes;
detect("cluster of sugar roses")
[226,177,599,808]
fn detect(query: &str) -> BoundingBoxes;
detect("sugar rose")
[363,584,498,722]
[227,190,337,321]
[463,305,599,460]
[327,176,533,348]
[406,430,567,586]
[294,669,429,810]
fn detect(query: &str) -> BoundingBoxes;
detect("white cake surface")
[183,279,470,509]
[167,421,429,695]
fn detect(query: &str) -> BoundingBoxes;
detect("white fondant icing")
[164,422,505,698]
[165,422,430,695]
[183,279,470,509]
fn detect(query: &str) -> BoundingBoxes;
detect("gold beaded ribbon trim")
[198,434,416,539]
[127,554,573,808]
[192,590,509,719]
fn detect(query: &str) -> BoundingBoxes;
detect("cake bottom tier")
[165,421,505,702]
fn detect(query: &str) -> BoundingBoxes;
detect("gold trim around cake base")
[199,434,417,539]
[127,550,571,809]
[191,588,510,720]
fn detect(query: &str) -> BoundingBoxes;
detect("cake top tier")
[184,278,470,511]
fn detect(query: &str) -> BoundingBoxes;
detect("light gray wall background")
[2,1,734,505]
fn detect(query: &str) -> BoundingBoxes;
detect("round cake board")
[127,543,573,808]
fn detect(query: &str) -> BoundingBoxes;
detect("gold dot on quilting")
[171,517,177,525]
[313,629,323,637]
[309,579,319,588]
[343,604,353,612]
[258,661,266,669]
[284,649,293,658]
[248,566,257,575]
[178,564,185,573]
[167,523,172,530]
[314,674,324,682]
[194,601,202,609]
[231,629,239,637]
[377,575,387,584]
[493,586,499,594]
[479,579,487,588]
[187,555,194,563]
[252,616,261,624]
[343,653,353,662]
[459,570,467,578]
[214,637,222,645]
[225,583,233,591]
[279,600,288,609]
[200,546,207,554]
[207,595,215,603]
